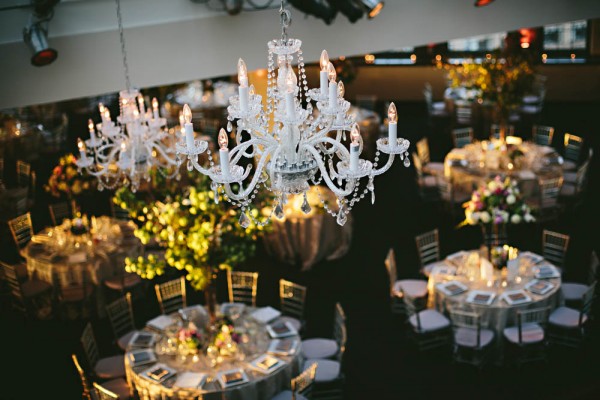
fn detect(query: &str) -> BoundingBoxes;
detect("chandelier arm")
[371,153,397,176]
[189,157,219,180]
[312,136,352,160]
[302,144,355,197]
[229,137,274,165]
[222,145,276,201]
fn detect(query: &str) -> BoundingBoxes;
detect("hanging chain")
[115,0,131,92]
[279,0,291,41]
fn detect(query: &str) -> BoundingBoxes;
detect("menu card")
[142,363,176,383]
[267,338,299,356]
[436,281,468,296]
[466,291,496,306]
[128,349,156,367]
[217,369,249,388]
[266,321,297,339]
[128,331,157,348]
[249,354,284,374]
[502,290,532,305]
[525,279,555,295]
[534,264,560,279]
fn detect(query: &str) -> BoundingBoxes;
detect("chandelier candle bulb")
[327,62,337,111]
[152,98,159,119]
[183,104,194,150]
[218,128,231,178]
[179,111,185,133]
[138,95,146,117]
[77,138,87,160]
[87,119,97,146]
[335,81,345,125]
[285,68,296,119]
[319,50,329,96]
[350,124,360,172]
[388,102,398,144]
[238,58,249,112]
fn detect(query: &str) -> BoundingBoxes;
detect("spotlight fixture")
[222,0,243,15]
[23,22,57,66]
[289,0,337,24]
[474,0,495,7]
[360,0,384,19]
[328,0,363,23]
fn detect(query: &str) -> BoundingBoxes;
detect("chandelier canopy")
[76,0,178,192]
[176,2,410,227]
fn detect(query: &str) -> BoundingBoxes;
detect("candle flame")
[183,104,192,124]
[320,50,329,71]
[237,58,248,86]
[388,102,397,123]
[218,128,228,150]
[104,109,111,121]
[88,119,94,132]
[179,111,184,127]
[98,103,105,114]
[285,68,297,92]
[351,124,361,145]
[152,97,158,110]
[249,84,255,96]
[327,62,336,83]
[138,95,144,106]
[77,138,86,151]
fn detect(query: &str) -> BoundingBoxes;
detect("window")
[543,20,587,50]
[448,32,506,52]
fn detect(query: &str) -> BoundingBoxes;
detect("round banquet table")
[126,305,302,400]
[429,249,561,361]
[263,186,352,271]
[23,216,142,313]
[445,140,563,199]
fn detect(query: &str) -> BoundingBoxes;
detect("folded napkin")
[251,306,281,324]
[146,315,176,331]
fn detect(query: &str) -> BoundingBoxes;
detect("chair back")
[16,160,31,187]
[49,202,72,226]
[105,293,135,341]
[452,127,473,149]
[333,302,347,358]
[8,212,34,253]
[454,102,472,125]
[93,382,120,400]
[539,177,562,211]
[574,160,590,194]
[542,230,570,269]
[532,125,554,146]
[292,362,317,399]
[416,138,431,164]
[384,248,396,295]
[155,277,187,315]
[517,307,549,344]
[436,176,454,203]
[0,261,27,313]
[490,124,514,140]
[279,279,307,321]
[580,281,596,327]
[415,229,440,268]
[226,271,258,306]
[588,251,599,285]
[72,354,93,400]
[563,133,583,163]
[449,309,482,348]
[481,223,507,248]
[80,322,100,368]
[110,197,130,221]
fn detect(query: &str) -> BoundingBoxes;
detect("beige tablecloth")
[126,306,302,400]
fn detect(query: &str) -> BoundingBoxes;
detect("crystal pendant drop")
[239,212,251,228]
[336,210,347,226]
[97,183,104,191]
[371,189,376,204]
[301,196,312,214]
[227,121,233,132]
[187,159,193,171]
[274,203,284,219]
[403,157,411,167]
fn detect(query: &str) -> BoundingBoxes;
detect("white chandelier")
[76,0,178,192]
[175,2,410,227]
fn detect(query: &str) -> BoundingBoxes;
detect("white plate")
[267,338,299,356]
[173,372,207,389]
[248,354,285,375]
[216,369,249,389]
[501,290,532,305]
[128,349,157,367]
[250,306,281,324]
[266,321,298,339]
[436,281,468,296]
[141,363,177,383]
[465,290,496,306]
[128,331,158,348]
[146,315,176,332]
[534,264,560,279]
[525,279,555,295]
[220,302,246,316]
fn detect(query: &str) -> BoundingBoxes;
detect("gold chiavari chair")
[532,125,554,146]
[106,293,138,351]
[73,354,131,400]
[55,262,95,319]
[560,158,589,201]
[451,127,473,149]
[301,302,346,360]
[16,160,31,188]
[563,133,584,170]
[454,101,473,126]
[416,138,444,176]
[490,124,515,140]
[561,251,598,304]
[227,270,259,306]
[415,229,441,276]
[80,322,126,380]
[449,308,495,368]
[279,279,307,332]
[548,282,596,348]
[404,297,451,352]
[412,153,439,201]
[502,307,549,366]
[388,247,428,312]
[155,277,187,315]
[542,230,570,270]
[0,260,52,318]
[8,212,33,257]
[72,354,93,400]
[49,201,72,226]
[537,177,563,221]
[271,362,318,400]
[93,382,119,400]
[384,248,406,315]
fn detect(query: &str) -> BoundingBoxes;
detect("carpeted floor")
[0,101,599,400]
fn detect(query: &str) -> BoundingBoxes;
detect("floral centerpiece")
[45,154,95,200]
[177,322,205,356]
[206,316,246,364]
[461,175,535,226]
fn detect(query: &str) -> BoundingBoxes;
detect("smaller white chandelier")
[174,3,410,227]
[76,90,179,192]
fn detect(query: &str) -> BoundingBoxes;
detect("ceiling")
[0,0,599,109]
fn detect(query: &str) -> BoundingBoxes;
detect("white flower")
[480,211,491,223]
[488,181,497,191]
[524,213,535,222]
[506,195,516,205]
[470,212,480,224]
[483,189,491,197]
[511,214,522,224]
